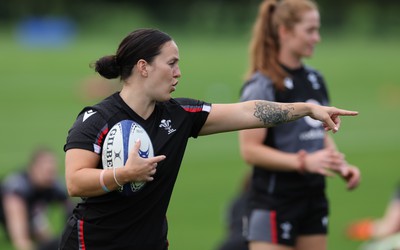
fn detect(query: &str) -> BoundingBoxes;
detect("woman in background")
[239,1,361,250]
[0,147,73,250]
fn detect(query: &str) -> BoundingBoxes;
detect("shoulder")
[304,65,325,79]
[78,93,122,122]
[65,94,122,153]
[240,72,275,101]
[159,98,211,138]
[71,94,123,133]
[168,98,212,113]
[2,172,31,196]
[245,71,274,88]
[303,65,328,87]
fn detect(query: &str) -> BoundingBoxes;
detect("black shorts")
[59,216,169,250]
[244,194,329,247]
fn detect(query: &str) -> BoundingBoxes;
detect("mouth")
[171,81,178,92]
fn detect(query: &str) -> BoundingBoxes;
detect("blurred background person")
[216,173,251,250]
[346,183,400,248]
[0,146,73,250]
[238,0,361,250]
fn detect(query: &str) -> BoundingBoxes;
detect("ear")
[137,59,148,77]
[278,25,294,42]
[278,25,291,41]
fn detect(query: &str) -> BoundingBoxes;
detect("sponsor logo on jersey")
[299,129,325,140]
[159,119,176,135]
[303,99,324,128]
[284,77,294,89]
[83,109,97,122]
[307,73,320,89]
[299,99,325,141]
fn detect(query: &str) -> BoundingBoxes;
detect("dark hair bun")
[94,55,121,79]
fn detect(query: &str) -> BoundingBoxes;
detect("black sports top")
[63,92,211,249]
[240,66,330,207]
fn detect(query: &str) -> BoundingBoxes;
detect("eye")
[308,26,319,34]
[168,58,179,66]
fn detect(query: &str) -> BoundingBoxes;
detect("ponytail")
[245,0,318,91]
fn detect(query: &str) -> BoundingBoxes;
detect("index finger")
[149,155,166,164]
[327,108,358,132]
[331,108,359,116]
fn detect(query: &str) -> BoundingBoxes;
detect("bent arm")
[239,128,302,171]
[66,142,165,197]
[65,149,117,197]
[324,134,361,190]
[325,134,338,150]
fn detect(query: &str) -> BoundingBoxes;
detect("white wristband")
[113,167,123,188]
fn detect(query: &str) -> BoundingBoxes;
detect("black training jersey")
[63,92,211,249]
[240,66,329,206]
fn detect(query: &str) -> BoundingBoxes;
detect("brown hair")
[28,146,55,169]
[94,28,173,81]
[245,0,318,90]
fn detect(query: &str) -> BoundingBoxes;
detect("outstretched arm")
[199,100,358,135]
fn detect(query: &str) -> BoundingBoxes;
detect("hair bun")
[94,55,121,79]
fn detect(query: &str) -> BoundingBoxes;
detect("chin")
[303,52,314,58]
[306,48,315,56]
[157,95,172,102]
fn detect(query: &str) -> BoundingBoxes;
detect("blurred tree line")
[0,0,399,37]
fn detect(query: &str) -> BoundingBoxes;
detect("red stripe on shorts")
[270,210,278,243]
[78,220,86,250]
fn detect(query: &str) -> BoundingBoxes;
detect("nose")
[174,66,181,78]
[314,31,321,43]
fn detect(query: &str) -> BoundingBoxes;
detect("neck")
[120,86,155,119]
[278,50,302,69]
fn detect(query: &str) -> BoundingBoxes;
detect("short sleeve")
[64,108,108,154]
[174,98,211,138]
[2,173,30,199]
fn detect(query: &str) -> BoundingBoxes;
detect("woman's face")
[31,152,58,188]
[282,9,321,59]
[145,40,181,102]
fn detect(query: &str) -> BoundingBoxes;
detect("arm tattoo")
[254,101,300,126]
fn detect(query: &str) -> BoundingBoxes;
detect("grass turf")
[0,30,399,250]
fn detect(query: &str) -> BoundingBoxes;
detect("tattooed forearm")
[254,101,301,126]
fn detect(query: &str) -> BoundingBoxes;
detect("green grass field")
[0,26,399,250]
